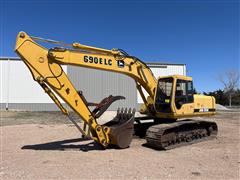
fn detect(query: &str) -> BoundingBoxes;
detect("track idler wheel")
[104,108,136,149]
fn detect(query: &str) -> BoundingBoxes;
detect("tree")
[231,89,240,106]
[217,70,239,107]
[203,89,228,105]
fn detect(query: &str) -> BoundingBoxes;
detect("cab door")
[173,79,195,115]
[154,77,174,113]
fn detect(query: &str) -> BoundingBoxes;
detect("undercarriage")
[135,118,218,150]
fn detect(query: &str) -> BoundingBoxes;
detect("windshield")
[175,80,194,109]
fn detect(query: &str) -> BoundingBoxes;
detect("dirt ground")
[0,110,239,179]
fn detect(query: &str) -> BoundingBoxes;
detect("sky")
[0,0,239,92]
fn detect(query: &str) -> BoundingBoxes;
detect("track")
[145,119,218,150]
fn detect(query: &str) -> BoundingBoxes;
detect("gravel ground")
[0,110,239,179]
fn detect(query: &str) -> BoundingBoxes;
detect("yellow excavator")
[15,31,217,150]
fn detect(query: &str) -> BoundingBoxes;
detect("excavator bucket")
[104,108,136,148]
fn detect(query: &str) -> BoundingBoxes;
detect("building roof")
[146,62,186,66]
[0,57,21,61]
[0,57,186,66]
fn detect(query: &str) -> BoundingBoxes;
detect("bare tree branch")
[217,70,239,93]
[217,69,239,107]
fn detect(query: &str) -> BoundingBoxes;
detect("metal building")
[0,57,186,111]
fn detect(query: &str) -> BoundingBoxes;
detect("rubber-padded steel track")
[146,119,218,150]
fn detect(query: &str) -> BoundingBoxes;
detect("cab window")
[175,80,194,109]
[155,78,173,112]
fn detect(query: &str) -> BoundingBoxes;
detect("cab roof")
[158,75,192,81]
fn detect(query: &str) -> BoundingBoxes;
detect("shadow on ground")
[21,138,104,152]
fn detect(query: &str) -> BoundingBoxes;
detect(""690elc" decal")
[84,55,112,66]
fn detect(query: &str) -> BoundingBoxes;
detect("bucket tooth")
[117,107,120,115]
[127,108,132,118]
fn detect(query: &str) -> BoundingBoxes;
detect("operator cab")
[154,76,194,113]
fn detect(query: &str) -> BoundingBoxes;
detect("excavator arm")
[48,44,158,114]
[15,31,157,148]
